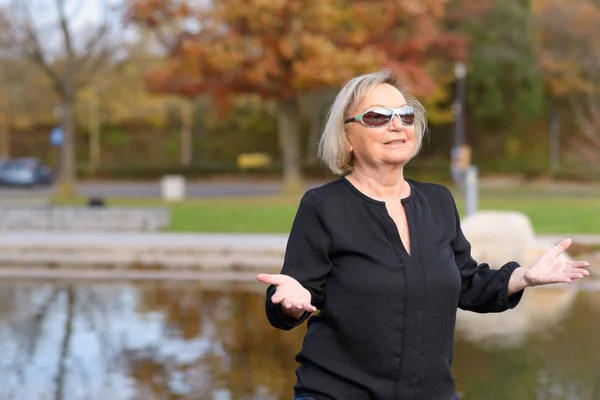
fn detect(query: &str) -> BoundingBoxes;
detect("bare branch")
[56,0,74,59]
[21,20,66,97]
[78,46,117,88]
[78,23,109,73]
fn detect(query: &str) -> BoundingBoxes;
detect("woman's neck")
[347,166,410,202]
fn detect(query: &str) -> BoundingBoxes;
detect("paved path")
[1,231,598,249]
[0,231,598,281]
[0,231,288,272]
[0,180,323,199]
[1,178,600,199]
[0,231,288,250]
[0,267,260,282]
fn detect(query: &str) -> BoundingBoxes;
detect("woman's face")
[346,83,417,170]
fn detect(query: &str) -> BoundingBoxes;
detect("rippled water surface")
[0,280,598,400]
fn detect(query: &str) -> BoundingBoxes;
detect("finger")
[256,273,284,286]
[565,272,585,280]
[282,299,295,309]
[302,302,317,313]
[550,238,572,257]
[271,292,284,304]
[544,273,572,284]
[570,261,590,268]
[569,268,590,276]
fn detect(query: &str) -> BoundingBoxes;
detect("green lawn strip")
[106,196,302,233]
[99,194,600,234]
[169,202,298,233]
[456,197,600,234]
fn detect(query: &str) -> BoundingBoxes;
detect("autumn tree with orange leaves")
[534,0,600,175]
[128,0,468,190]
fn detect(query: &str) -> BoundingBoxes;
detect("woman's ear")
[345,137,353,153]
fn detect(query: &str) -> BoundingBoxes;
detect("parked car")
[0,158,54,187]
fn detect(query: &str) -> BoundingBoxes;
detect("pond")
[0,280,598,400]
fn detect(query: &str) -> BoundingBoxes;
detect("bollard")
[465,165,478,217]
[161,175,186,201]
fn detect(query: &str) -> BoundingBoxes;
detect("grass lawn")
[104,190,600,234]
[466,197,600,234]
[169,201,299,233]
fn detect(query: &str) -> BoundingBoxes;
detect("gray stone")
[461,210,571,269]
[0,206,170,232]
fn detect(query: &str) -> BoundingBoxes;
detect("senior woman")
[256,69,590,400]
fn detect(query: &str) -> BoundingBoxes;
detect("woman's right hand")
[256,273,317,319]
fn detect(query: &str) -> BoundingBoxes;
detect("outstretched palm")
[256,273,316,319]
[522,238,590,286]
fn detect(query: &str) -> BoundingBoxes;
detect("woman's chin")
[379,150,413,165]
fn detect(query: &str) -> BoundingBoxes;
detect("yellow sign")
[237,152,272,169]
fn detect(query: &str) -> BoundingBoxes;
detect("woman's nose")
[389,113,404,130]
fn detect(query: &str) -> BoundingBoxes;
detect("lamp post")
[450,62,478,216]
[453,62,466,149]
[451,61,467,187]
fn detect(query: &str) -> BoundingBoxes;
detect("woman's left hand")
[509,238,591,294]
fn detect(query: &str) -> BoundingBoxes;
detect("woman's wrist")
[279,305,305,320]
[508,266,529,295]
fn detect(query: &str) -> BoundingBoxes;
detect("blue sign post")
[50,127,64,180]
[50,127,64,147]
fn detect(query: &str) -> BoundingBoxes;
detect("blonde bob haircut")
[318,69,428,176]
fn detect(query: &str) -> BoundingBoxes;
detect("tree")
[0,42,58,159]
[4,0,123,195]
[452,0,549,174]
[128,0,469,191]
[533,0,600,175]
[78,32,186,171]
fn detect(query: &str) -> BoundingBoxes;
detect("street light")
[451,61,467,186]
[450,61,478,216]
[453,61,466,149]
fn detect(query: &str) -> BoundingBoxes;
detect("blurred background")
[0,0,599,399]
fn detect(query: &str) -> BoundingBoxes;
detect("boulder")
[455,210,578,347]
[461,210,571,269]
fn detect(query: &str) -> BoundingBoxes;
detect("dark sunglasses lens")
[362,111,391,127]
[400,111,415,126]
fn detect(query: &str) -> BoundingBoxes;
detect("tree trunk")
[180,99,194,166]
[0,113,10,159]
[306,104,321,167]
[58,97,77,197]
[88,94,100,172]
[277,98,304,193]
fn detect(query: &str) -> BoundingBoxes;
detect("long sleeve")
[265,189,333,330]
[448,192,525,313]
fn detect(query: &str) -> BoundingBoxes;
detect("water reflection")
[455,286,578,348]
[0,281,598,400]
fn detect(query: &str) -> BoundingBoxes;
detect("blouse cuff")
[266,285,310,330]
[276,304,310,329]
[502,261,525,310]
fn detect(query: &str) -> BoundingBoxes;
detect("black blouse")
[265,177,524,400]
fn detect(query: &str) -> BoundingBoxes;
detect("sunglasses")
[345,106,415,128]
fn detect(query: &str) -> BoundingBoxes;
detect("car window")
[2,160,36,171]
